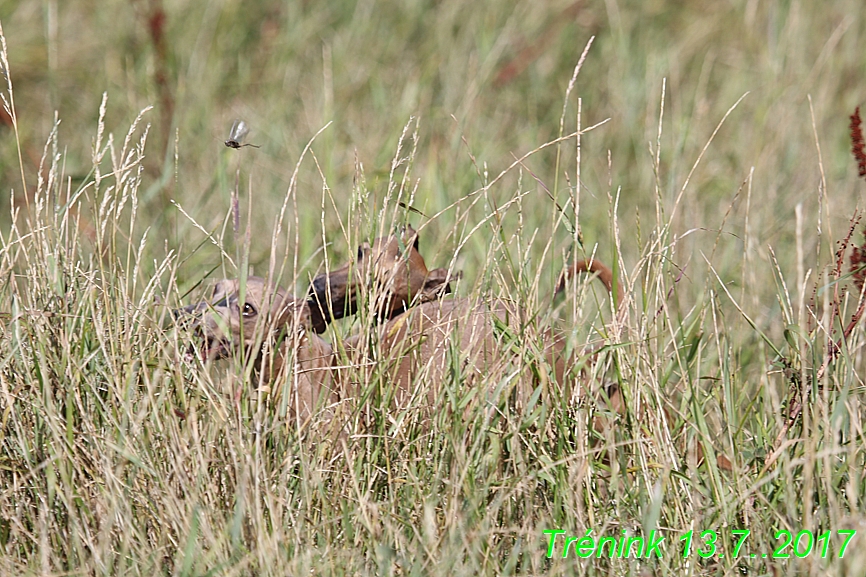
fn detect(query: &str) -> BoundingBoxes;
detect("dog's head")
[307,225,452,333]
[178,276,310,362]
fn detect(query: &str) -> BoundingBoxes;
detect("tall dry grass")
[1,1,865,574]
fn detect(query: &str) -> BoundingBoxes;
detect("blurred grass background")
[2,0,861,283]
[1,0,866,574]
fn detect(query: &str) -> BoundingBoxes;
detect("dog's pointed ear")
[400,224,419,251]
[211,279,233,299]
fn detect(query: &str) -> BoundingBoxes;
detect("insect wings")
[224,119,260,149]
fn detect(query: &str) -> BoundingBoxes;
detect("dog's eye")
[242,302,256,317]
[357,245,365,260]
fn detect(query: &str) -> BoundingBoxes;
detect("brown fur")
[556,257,622,305]
[342,298,556,407]
[178,274,730,469]
[314,231,622,415]
[179,238,622,434]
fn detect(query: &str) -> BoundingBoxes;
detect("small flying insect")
[224,119,260,149]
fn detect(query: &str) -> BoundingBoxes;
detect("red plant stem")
[851,107,866,178]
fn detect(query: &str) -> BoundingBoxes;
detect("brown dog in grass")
[177,277,339,426]
[178,229,620,429]
[177,227,455,429]
[176,233,728,468]
[308,227,621,412]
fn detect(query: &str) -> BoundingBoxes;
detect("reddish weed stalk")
[851,106,866,178]
[765,106,866,473]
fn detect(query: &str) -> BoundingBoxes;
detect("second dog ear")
[422,267,454,298]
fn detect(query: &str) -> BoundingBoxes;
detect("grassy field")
[1,0,866,574]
